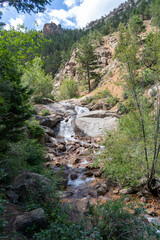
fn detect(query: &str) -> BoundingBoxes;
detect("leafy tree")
[0,0,52,13]
[59,78,79,100]
[0,28,45,69]
[114,22,160,196]
[76,35,98,92]
[21,57,53,103]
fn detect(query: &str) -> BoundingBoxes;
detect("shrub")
[117,102,128,114]
[105,97,119,108]
[41,109,51,116]
[21,57,53,103]
[26,119,44,139]
[3,138,44,175]
[59,78,79,100]
[122,91,129,99]
[150,88,157,97]
[0,198,7,233]
[142,69,155,87]
[89,200,158,240]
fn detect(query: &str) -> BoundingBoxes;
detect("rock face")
[36,114,63,129]
[13,208,47,232]
[43,22,63,35]
[74,110,118,137]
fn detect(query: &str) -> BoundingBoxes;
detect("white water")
[75,105,90,115]
[68,173,95,188]
[57,105,89,140]
[58,117,75,139]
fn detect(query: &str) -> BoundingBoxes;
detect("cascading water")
[58,117,75,140]
[75,105,90,115]
[57,104,89,140]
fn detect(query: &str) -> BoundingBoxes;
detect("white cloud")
[36,0,126,29]
[63,0,77,8]
[4,14,25,30]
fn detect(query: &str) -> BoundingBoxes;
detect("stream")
[43,101,160,228]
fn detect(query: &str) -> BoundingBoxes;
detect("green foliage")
[59,78,79,100]
[142,68,155,86]
[89,200,158,240]
[105,97,119,108]
[0,0,52,14]
[3,138,44,176]
[100,107,157,187]
[26,119,44,139]
[41,109,51,116]
[0,51,31,153]
[21,57,53,103]
[151,0,160,27]
[34,222,87,240]
[77,35,98,92]
[129,15,145,35]
[0,28,45,69]
[122,91,129,99]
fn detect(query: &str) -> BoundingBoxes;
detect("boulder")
[11,171,51,201]
[13,208,47,232]
[119,188,133,195]
[74,198,90,214]
[41,125,55,137]
[75,115,118,137]
[36,114,63,128]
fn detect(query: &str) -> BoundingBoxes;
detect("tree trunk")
[86,62,91,92]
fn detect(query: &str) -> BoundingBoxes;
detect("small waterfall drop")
[75,105,90,115]
[57,104,89,140]
[58,117,75,140]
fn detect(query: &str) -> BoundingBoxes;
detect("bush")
[122,91,129,99]
[3,138,44,175]
[89,200,158,240]
[105,97,119,108]
[41,109,51,116]
[21,57,53,103]
[59,78,79,100]
[117,102,128,114]
[26,119,44,139]
[98,111,154,187]
[142,69,155,87]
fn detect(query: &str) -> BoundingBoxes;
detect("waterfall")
[57,104,89,140]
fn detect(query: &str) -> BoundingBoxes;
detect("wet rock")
[80,175,87,181]
[70,173,78,180]
[85,171,93,177]
[97,183,108,196]
[13,208,47,232]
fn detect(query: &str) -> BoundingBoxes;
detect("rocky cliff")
[43,22,63,35]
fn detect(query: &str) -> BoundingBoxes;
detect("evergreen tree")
[76,35,98,92]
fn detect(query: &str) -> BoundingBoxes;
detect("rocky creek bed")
[3,100,160,238]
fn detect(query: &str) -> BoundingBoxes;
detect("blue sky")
[1,0,126,30]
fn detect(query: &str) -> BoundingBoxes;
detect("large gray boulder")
[36,114,63,128]
[75,111,118,137]
[13,208,47,232]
